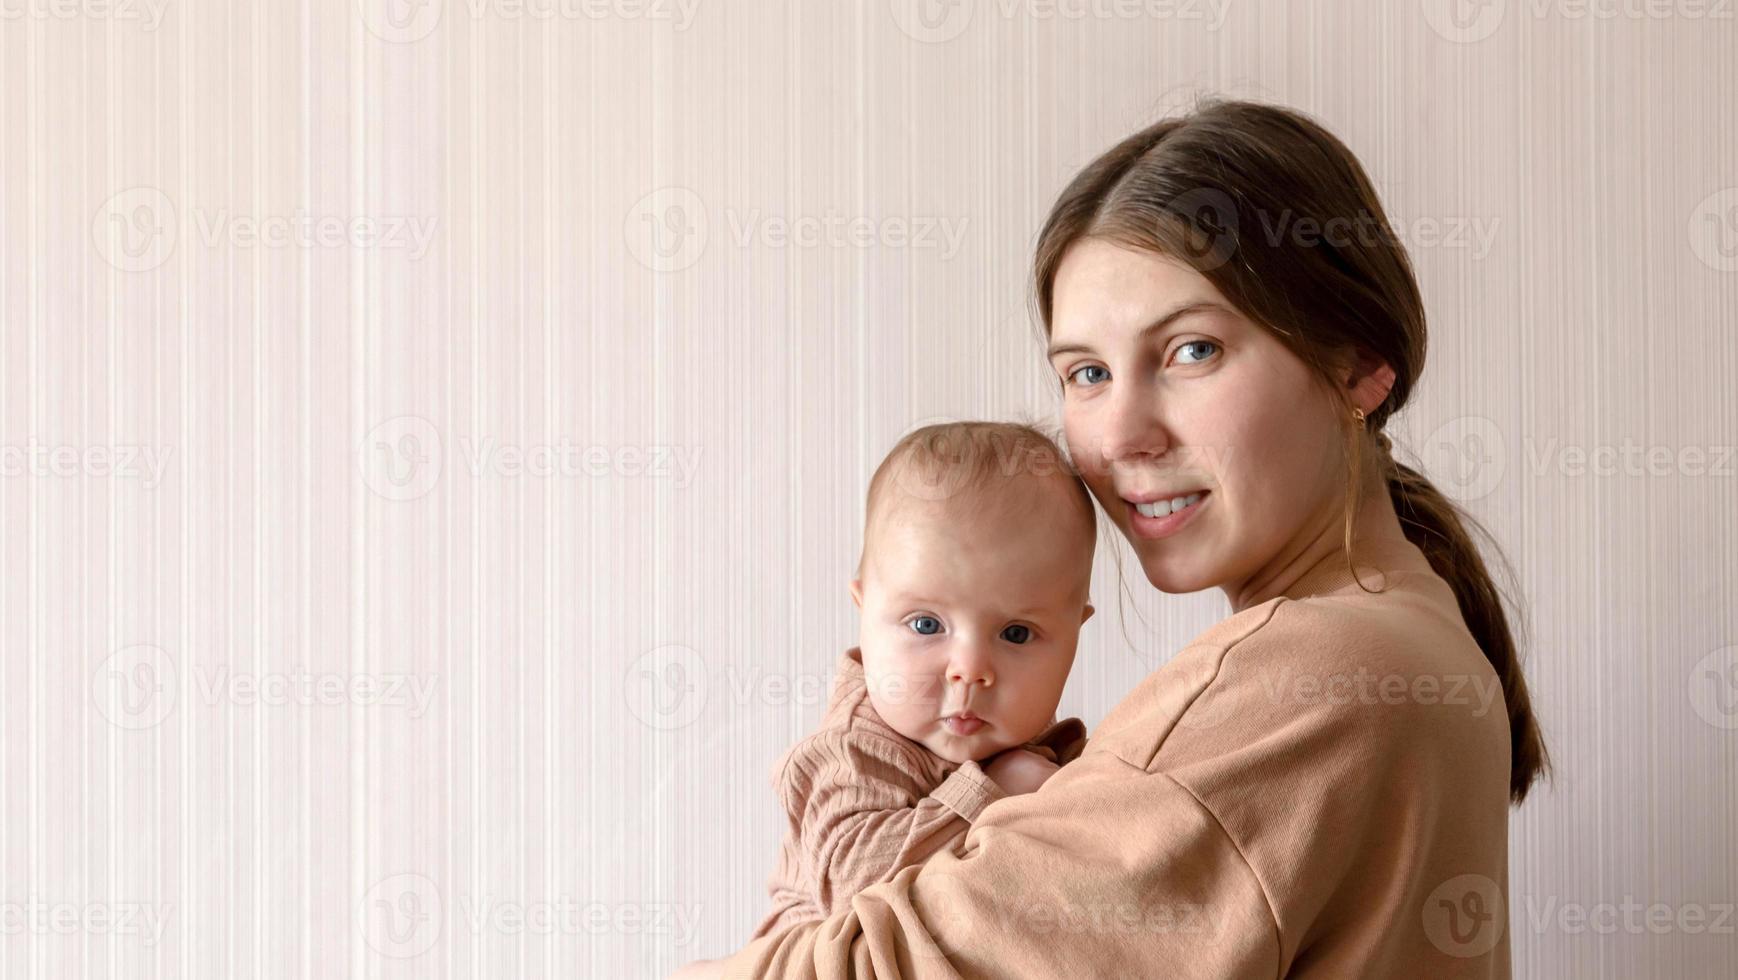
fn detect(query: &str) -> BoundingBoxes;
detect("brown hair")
[859,420,1096,580]
[1031,98,1548,804]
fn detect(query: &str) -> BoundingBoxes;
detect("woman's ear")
[1345,349,1398,416]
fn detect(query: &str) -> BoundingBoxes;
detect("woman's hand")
[983,748,1060,795]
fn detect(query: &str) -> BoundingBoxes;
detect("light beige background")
[3,0,1736,977]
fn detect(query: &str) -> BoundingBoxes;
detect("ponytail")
[1383,454,1549,803]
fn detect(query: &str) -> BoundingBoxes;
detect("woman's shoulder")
[1093,566,1505,771]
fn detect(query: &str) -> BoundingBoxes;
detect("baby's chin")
[917,729,1021,766]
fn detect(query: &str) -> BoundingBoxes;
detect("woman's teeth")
[1135,492,1204,519]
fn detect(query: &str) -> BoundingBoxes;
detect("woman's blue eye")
[908,616,942,635]
[1174,340,1219,365]
[1001,624,1032,644]
[1067,364,1109,387]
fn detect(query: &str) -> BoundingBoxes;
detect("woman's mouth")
[1125,490,1210,540]
[943,713,986,736]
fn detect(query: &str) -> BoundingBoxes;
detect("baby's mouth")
[942,711,986,736]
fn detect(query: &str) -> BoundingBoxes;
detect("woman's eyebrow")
[1046,301,1227,360]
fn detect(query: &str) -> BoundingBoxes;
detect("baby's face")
[851,481,1095,765]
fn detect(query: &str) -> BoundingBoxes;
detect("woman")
[684,98,1548,978]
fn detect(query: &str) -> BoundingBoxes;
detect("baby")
[751,421,1098,939]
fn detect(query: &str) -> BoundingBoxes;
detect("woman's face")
[1047,238,1350,606]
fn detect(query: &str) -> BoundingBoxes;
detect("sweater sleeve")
[780,728,1010,919]
[721,746,1281,979]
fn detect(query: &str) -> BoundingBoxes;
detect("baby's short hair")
[859,420,1096,577]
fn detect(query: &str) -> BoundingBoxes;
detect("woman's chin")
[1135,552,1220,595]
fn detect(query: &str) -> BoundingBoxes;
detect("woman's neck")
[1223,484,1413,613]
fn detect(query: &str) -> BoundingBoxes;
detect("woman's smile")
[1122,489,1211,540]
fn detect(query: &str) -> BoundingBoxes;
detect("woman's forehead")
[1051,241,1236,338]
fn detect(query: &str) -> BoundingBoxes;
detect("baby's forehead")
[868,481,1094,576]
[877,471,1091,536]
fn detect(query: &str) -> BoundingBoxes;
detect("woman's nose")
[1100,381,1171,464]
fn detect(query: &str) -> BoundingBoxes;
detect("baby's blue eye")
[1067,364,1109,387]
[908,616,942,636]
[1001,624,1032,644]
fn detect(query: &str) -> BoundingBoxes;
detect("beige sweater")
[723,534,1514,978]
[752,649,1088,941]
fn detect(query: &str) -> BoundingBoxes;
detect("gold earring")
[1351,407,1367,427]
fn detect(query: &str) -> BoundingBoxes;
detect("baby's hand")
[983,748,1060,796]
